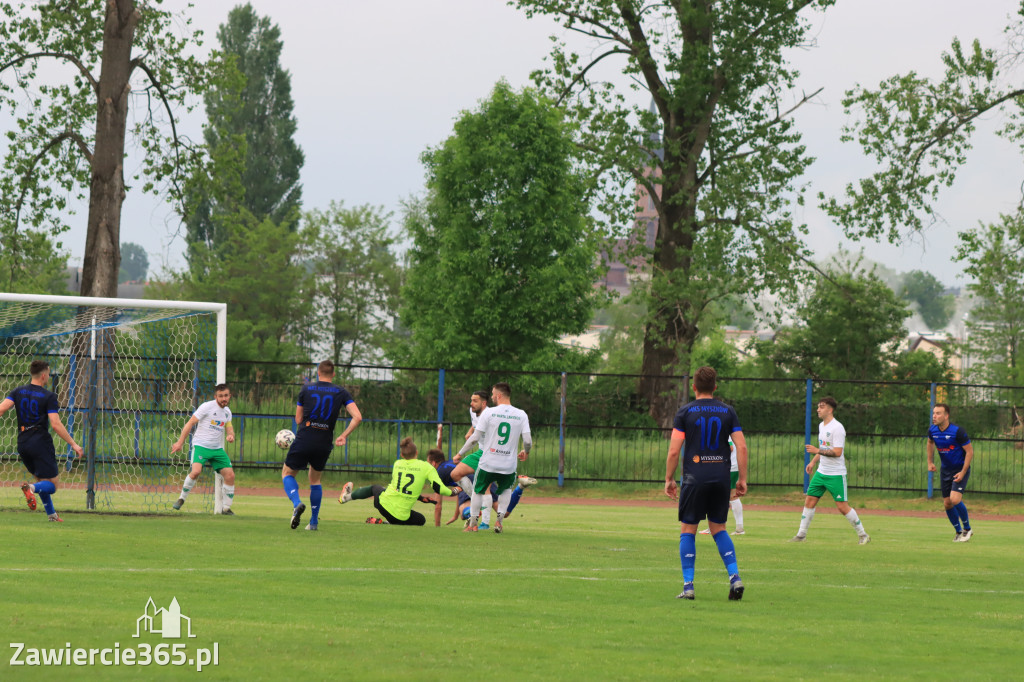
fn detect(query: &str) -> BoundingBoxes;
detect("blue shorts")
[285,440,331,472]
[18,435,58,480]
[677,476,731,525]
[940,466,970,498]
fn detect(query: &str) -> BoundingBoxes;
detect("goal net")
[0,292,226,514]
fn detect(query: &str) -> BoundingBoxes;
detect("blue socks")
[506,485,523,514]
[282,476,302,507]
[679,533,696,584]
[946,507,962,532]
[713,530,739,577]
[955,501,970,530]
[309,485,322,525]
[35,481,56,515]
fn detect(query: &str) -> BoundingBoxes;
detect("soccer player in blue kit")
[0,360,83,522]
[281,360,362,530]
[927,403,975,542]
[664,366,748,601]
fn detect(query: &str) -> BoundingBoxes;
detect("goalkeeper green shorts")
[191,445,233,472]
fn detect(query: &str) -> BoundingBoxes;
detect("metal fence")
[7,360,1023,497]
[211,363,1024,497]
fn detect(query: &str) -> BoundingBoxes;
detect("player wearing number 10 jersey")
[664,366,748,601]
[282,360,362,531]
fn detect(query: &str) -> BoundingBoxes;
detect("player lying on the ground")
[339,437,458,525]
[1,359,83,522]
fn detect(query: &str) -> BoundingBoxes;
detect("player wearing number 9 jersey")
[340,437,458,525]
[282,360,362,531]
[664,366,747,601]
[0,360,83,522]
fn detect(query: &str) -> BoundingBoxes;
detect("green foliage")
[298,202,401,365]
[824,23,1024,241]
[162,208,311,379]
[0,0,209,293]
[118,242,149,283]
[956,212,1024,384]
[898,270,955,330]
[401,81,601,373]
[756,260,911,381]
[890,349,954,384]
[0,228,68,293]
[184,2,303,259]
[514,0,836,415]
[690,328,739,377]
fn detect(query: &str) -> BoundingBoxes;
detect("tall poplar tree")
[185,2,303,260]
[514,0,836,423]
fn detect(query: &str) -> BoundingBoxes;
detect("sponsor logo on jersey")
[209,420,227,427]
[693,456,700,463]
[307,421,330,429]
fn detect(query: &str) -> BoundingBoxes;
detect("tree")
[0,231,68,294]
[899,270,955,330]
[823,13,1024,243]
[119,242,149,283]
[756,263,910,381]
[514,0,836,423]
[184,2,303,260]
[171,209,311,372]
[299,202,401,365]
[401,82,600,373]
[955,213,1024,384]
[0,0,208,299]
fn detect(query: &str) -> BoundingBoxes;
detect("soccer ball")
[275,429,295,450]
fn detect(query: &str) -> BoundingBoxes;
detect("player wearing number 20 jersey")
[286,380,355,472]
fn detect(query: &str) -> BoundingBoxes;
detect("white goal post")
[0,292,228,514]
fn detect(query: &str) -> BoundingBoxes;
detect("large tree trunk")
[638,191,700,427]
[80,0,139,299]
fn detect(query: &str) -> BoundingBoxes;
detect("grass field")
[2,495,1022,681]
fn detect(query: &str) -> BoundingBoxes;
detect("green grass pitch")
[2,496,1022,681]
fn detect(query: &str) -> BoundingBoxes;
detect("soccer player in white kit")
[456,382,531,533]
[170,384,236,513]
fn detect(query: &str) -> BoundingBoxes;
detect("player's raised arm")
[457,425,483,457]
[48,412,83,458]
[171,415,199,454]
[335,402,362,446]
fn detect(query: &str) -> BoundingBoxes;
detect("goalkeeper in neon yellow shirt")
[339,437,458,525]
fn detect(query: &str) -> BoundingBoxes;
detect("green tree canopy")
[756,263,911,381]
[185,2,303,261]
[514,0,836,423]
[824,8,1024,243]
[899,270,955,330]
[299,202,401,366]
[401,82,600,373]
[956,212,1024,384]
[0,0,208,297]
[119,242,149,283]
